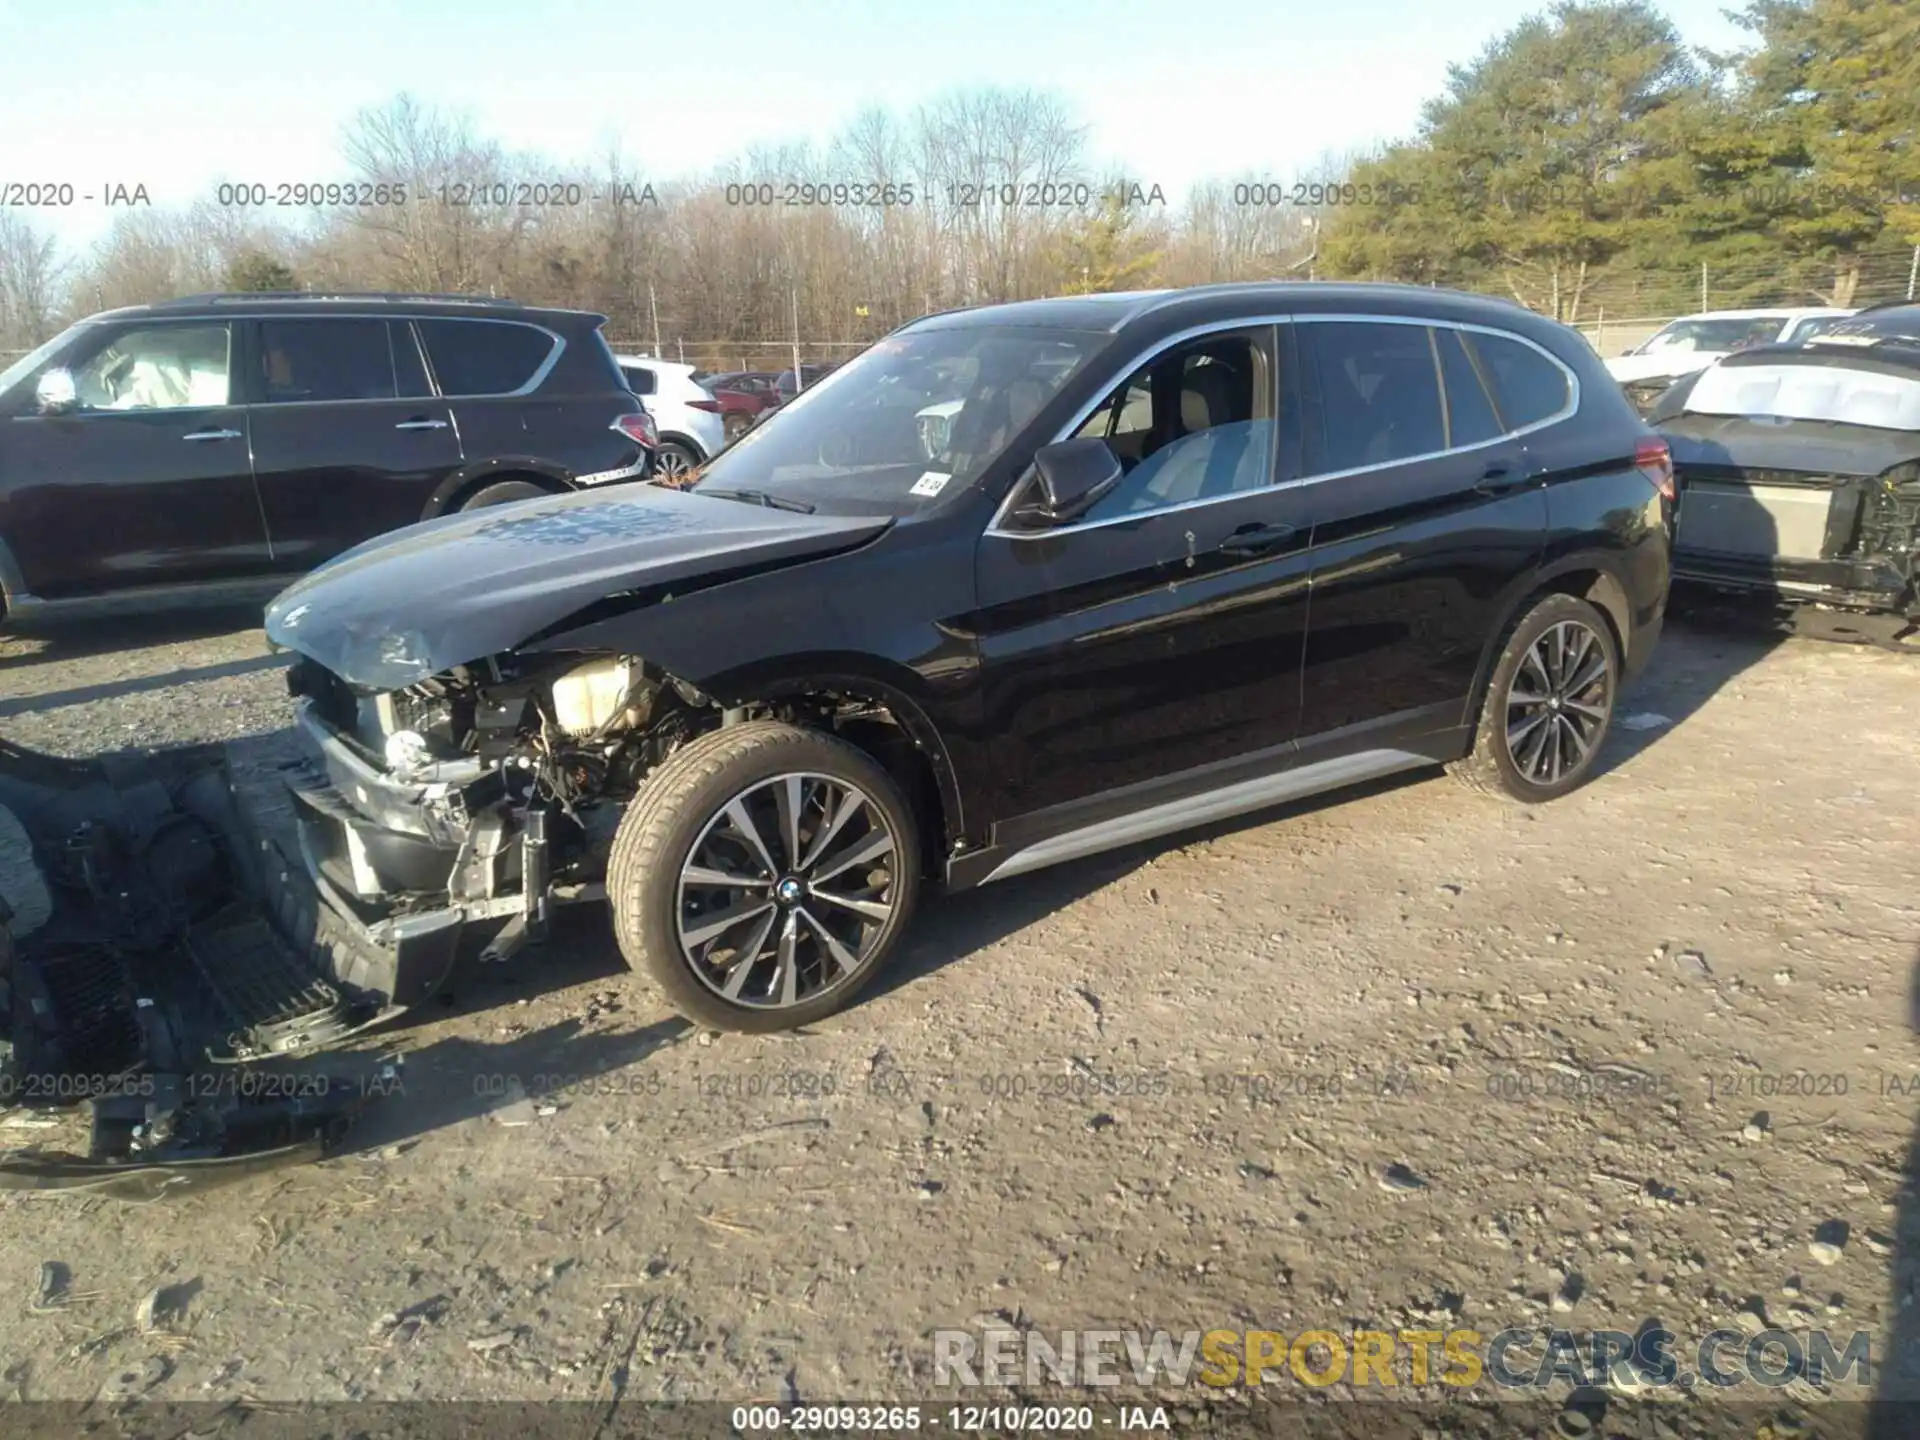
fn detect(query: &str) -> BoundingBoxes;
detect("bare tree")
[0,212,65,349]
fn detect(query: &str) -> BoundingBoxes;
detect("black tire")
[459,479,550,510]
[1450,592,1620,802]
[607,720,921,1032]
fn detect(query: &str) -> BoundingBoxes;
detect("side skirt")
[3,576,292,629]
[948,714,1470,891]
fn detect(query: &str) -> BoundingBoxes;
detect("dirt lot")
[2,609,1918,1435]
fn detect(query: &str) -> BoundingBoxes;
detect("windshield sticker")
[909,471,952,498]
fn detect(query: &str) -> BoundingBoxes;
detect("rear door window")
[258,319,396,403]
[1462,332,1570,431]
[1435,328,1503,447]
[417,319,557,397]
[1305,321,1447,471]
[391,322,434,398]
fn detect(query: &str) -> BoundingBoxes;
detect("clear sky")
[0,0,1753,254]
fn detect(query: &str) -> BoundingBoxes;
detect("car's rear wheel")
[459,479,550,510]
[1451,593,1619,802]
[607,720,920,1032]
[653,441,700,483]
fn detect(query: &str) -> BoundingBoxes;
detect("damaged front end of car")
[1656,346,1920,646]
[259,481,907,1011]
[284,645,715,983]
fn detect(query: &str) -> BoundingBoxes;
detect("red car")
[694,371,784,439]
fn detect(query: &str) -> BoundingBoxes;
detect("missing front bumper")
[284,697,602,994]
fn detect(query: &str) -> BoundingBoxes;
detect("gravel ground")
[2,609,1918,1437]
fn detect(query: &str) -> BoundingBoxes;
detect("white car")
[614,356,727,481]
[1605,308,1857,389]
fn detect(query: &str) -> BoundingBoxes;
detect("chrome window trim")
[984,311,1580,540]
[244,314,564,403]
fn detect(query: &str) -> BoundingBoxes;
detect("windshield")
[0,326,82,401]
[690,325,1104,515]
[1641,317,1784,355]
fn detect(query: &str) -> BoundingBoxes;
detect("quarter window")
[71,325,231,410]
[418,319,556,396]
[1463,331,1569,430]
[259,319,396,403]
[1307,322,1447,471]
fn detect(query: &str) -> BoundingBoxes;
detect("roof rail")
[151,291,510,307]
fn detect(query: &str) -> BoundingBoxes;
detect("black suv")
[264,282,1672,1035]
[0,293,655,628]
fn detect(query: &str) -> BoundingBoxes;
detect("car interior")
[74,326,231,411]
[1073,336,1273,518]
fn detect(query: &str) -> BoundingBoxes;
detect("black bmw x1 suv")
[264,282,1673,1034]
[0,292,655,628]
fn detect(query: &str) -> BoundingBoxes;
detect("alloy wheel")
[675,772,900,1010]
[1503,619,1613,785]
[655,446,694,480]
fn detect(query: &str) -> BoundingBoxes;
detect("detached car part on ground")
[0,739,394,1198]
[261,282,1671,1034]
[1652,305,1920,647]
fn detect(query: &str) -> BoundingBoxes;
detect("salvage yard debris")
[0,737,395,1196]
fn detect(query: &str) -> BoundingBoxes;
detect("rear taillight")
[1635,436,1675,502]
[686,398,721,413]
[613,412,658,448]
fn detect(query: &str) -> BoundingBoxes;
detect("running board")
[981,748,1432,884]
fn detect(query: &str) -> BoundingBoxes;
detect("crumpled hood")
[265,484,889,690]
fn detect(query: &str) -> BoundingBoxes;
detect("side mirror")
[34,367,77,414]
[1015,438,1124,527]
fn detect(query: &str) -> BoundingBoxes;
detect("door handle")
[395,417,450,431]
[1474,458,1536,496]
[182,428,241,442]
[1217,521,1297,557]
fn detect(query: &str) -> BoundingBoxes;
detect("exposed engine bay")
[283,646,920,1001]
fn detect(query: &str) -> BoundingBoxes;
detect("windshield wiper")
[698,487,817,514]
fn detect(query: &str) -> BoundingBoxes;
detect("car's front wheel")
[1451,592,1620,802]
[607,721,921,1031]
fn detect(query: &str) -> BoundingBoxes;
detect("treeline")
[1322,0,1920,316]
[0,0,1915,363]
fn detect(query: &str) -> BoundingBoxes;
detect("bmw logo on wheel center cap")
[775,877,805,905]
